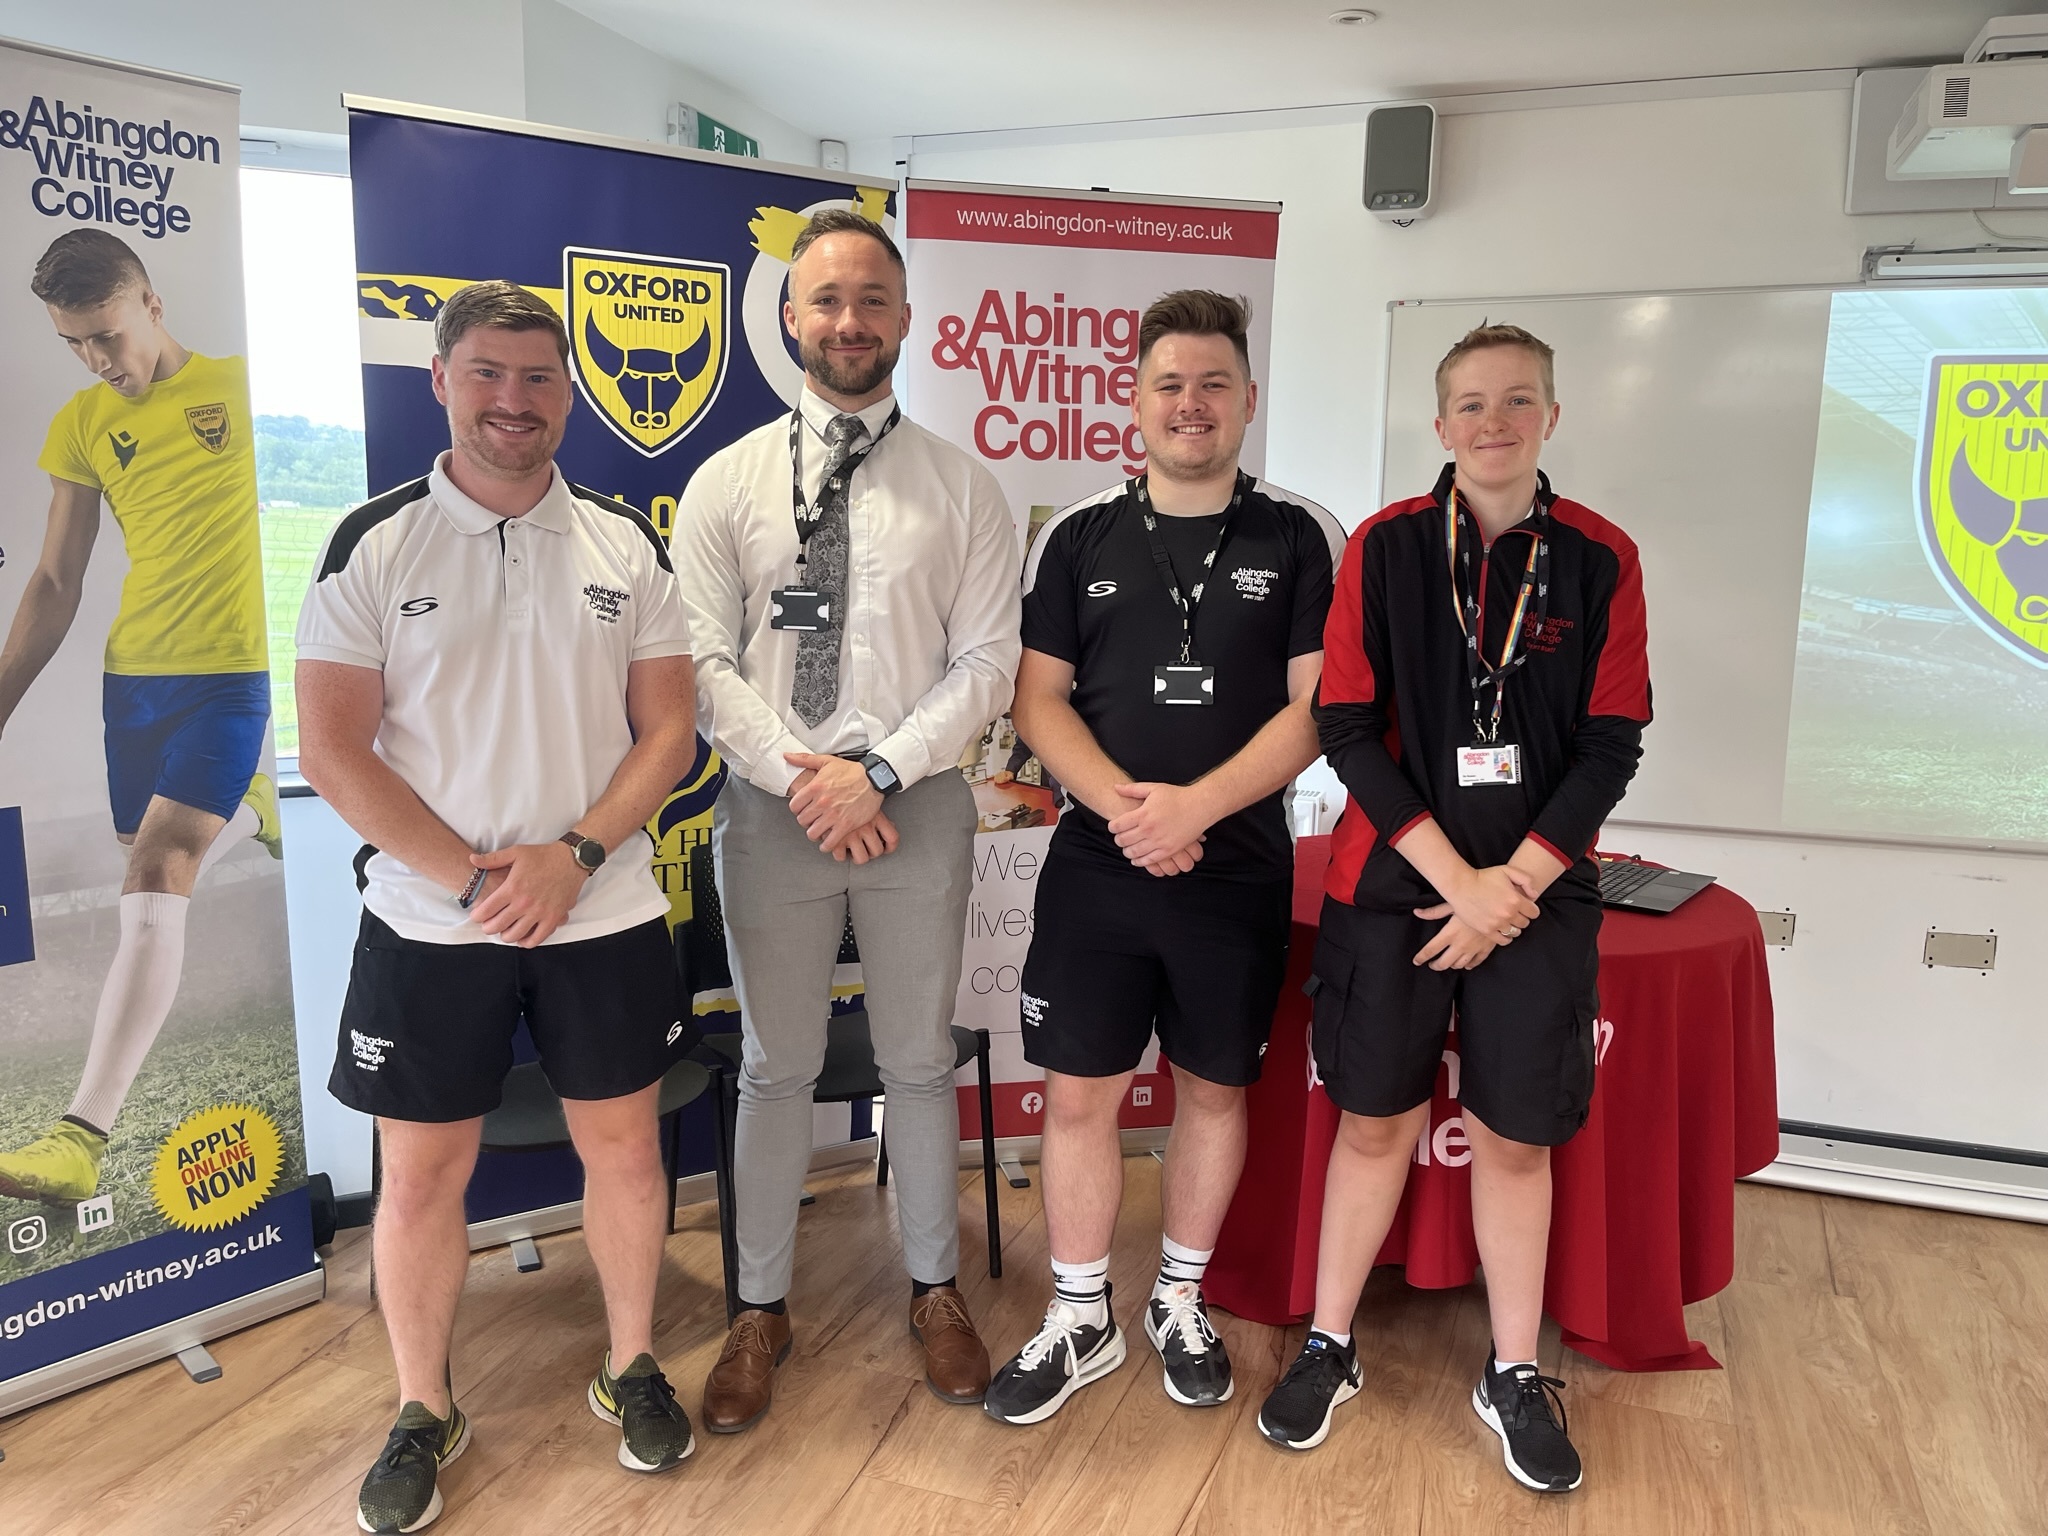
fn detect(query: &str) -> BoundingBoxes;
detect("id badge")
[769,586,830,632]
[1153,664,1215,706]
[1455,743,1521,786]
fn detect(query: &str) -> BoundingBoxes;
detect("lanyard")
[788,404,900,570]
[1446,484,1550,744]
[1135,471,1248,665]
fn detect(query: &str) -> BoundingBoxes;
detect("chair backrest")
[685,840,733,993]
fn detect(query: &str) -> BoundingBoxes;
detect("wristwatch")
[860,753,902,796]
[559,830,606,874]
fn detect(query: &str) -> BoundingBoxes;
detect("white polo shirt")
[296,453,690,945]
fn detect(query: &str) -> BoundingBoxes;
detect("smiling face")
[1134,331,1257,484]
[46,284,168,397]
[431,324,573,480]
[784,230,910,408]
[1434,344,1560,497]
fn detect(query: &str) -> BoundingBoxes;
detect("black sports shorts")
[1306,893,1601,1147]
[1018,848,1292,1087]
[329,911,692,1122]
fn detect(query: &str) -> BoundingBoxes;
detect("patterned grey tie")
[791,412,866,729]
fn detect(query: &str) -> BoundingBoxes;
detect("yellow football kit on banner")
[37,352,265,676]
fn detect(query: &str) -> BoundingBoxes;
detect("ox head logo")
[565,248,729,456]
[1919,356,2048,667]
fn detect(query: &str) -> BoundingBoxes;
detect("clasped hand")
[1107,781,1210,878]
[466,841,590,948]
[785,752,897,863]
[1411,864,1542,971]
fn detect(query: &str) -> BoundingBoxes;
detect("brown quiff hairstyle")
[32,230,151,310]
[433,280,570,367]
[1138,289,1253,373]
[1434,322,1555,414]
[789,208,905,273]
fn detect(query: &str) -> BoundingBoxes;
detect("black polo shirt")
[1021,474,1345,881]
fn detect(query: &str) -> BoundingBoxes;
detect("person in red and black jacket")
[1255,325,1650,1494]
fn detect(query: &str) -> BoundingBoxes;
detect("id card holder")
[1153,664,1215,706]
[769,587,830,632]
[1455,744,1521,786]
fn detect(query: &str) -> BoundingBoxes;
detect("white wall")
[907,87,2048,1158]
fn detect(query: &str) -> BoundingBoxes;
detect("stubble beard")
[455,412,558,478]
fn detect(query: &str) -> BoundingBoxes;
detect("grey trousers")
[713,770,975,1301]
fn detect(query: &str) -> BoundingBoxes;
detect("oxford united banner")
[0,41,319,1416]
[1920,354,2048,666]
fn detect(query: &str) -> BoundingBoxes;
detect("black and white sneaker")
[356,1400,471,1533]
[1144,1282,1233,1406]
[589,1351,694,1472]
[1472,1353,1583,1492]
[982,1287,1127,1425]
[1256,1331,1360,1451]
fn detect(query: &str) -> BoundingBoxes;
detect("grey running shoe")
[589,1351,695,1472]
[356,1400,470,1533]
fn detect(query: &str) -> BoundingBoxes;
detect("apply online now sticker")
[148,1102,283,1233]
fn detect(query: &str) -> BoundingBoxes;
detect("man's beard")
[454,411,558,476]
[801,333,899,400]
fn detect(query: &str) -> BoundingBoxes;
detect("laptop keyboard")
[1596,859,1665,904]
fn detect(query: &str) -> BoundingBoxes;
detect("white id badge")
[1455,744,1521,786]
[1153,664,1215,705]
[769,587,830,631]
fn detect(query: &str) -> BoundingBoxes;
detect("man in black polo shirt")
[983,290,1342,1425]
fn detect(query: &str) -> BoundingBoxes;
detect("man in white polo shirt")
[674,209,1020,1429]
[296,282,701,1534]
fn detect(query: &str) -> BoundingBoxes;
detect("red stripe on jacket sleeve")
[1553,501,1651,721]
[1319,525,1376,705]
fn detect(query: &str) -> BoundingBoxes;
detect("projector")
[1888,55,2048,185]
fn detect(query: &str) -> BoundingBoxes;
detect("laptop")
[1595,855,1716,914]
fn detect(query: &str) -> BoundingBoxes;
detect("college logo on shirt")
[1231,566,1278,601]
[1920,354,2048,665]
[564,247,730,458]
[184,402,231,454]
[584,582,629,623]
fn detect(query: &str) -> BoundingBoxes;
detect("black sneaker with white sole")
[1144,1282,1233,1406]
[982,1286,1127,1425]
[1256,1331,1360,1451]
[589,1351,695,1472]
[1472,1353,1582,1492]
[356,1400,471,1533]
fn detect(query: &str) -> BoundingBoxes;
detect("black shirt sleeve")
[1020,517,1081,663]
[1287,512,1337,658]
[1314,523,1433,842]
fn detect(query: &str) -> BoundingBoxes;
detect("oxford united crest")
[1920,354,2048,667]
[565,248,729,457]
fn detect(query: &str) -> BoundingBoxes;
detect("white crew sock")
[1154,1234,1214,1303]
[1050,1253,1111,1329]
[196,801,259,882]
[67,891,189,1133]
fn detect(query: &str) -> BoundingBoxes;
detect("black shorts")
[329,912,692,1122]
[1019,850,1292,1087]
[1307,894,1601,1147]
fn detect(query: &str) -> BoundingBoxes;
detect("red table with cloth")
[1207,835,1779,1371]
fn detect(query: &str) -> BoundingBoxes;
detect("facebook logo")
[0,807,32,968]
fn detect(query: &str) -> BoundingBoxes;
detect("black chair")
[684,841,1003,1322]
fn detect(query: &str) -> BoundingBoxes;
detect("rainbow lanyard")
[1446,485,1550,744]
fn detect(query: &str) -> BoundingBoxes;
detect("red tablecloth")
[1208,837,1778,1372]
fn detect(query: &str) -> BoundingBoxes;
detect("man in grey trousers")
[674,209,1020,1429]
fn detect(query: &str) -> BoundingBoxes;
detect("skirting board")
[1747,1132,2048,1226]
[0,1264,327,1419]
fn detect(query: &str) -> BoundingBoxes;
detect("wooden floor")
[4,1156,2046,1536]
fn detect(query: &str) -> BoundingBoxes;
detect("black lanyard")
[1446,483,1550,744]
[1135,471,1248,665]
[788,404,900,570]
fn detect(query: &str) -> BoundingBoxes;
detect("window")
[240,165,365,761]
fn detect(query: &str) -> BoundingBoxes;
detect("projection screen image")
[1784,288,2048,845]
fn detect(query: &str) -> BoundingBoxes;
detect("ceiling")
[563,0,2011,143]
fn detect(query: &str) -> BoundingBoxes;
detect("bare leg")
[374,1117,483,1416]
[1310,1105,1429,1337]
[1040,1069,1132,1264]
[563,1083,668,1365]
[1158,1064,1247,1252]
[1463,1109,1552,1363]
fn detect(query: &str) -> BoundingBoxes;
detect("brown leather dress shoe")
[910,1286,992,1404]
[702,1309,793,1434]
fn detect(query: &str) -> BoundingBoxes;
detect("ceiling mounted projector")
[1888,54,2048,185]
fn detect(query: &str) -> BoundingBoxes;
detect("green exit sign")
[669,103,759,160]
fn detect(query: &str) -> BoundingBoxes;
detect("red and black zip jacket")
[1315,464,1651,911]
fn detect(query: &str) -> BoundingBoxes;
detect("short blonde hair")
[1434,322,1555,414]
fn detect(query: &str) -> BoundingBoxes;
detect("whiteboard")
[1381,290,1834,833]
